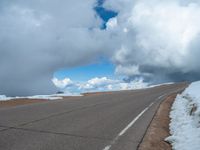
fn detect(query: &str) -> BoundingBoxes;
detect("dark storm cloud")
[1,0,200,96]
[104,0,200,83]
[0,0,113,96]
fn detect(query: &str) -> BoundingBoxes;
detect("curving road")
[0,83,187,150]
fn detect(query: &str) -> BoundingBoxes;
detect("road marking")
[158,94,166,99]
[102,94,166,150]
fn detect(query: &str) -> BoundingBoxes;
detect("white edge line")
[118,107,149,136]
[103,145,111,150]
[102,94,166,150]
[102,103,152,150]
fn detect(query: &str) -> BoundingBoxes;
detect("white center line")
[102,94,166,150]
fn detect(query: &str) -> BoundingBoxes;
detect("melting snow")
[166,81,200,150]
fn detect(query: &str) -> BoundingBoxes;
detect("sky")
[54,61,116,81]
[1,0,200,96]
[94,0,117,29]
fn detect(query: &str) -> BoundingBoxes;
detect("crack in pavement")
[0,86,180,130]
[0,125,138,144]
[0,96,154,144]
[0,93,153,131]
[17,102,110,127]
[0,85,187,150]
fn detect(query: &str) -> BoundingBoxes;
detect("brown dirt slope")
[138,94,178,150]
[0,99,48,108]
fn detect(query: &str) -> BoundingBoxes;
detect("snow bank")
[149,82,174,88]
[166,81,200,150]
[0,95,12,101]
[0,95,63,101]
[27,95,63,100]
[0,92,84,101]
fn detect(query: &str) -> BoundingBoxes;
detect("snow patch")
[0,94,80,101]
[0,95,12,101]
[166,81,200,150]
[149,82,174,88]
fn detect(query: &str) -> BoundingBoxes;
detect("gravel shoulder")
[138,93,178,150]
[0,99,48,108]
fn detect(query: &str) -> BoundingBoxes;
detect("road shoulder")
[138,94,178,150]
[0,99,48,108]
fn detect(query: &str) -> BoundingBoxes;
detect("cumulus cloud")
[1,0,200,96]
[104,0,200,83]
[78,77,119,91]
[0,0,113,96]
[52,78,73,89]
[53,77,148,94]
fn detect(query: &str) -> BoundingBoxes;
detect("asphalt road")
[0,83,187,150]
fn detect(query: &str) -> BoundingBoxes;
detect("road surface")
[0,83,187,150]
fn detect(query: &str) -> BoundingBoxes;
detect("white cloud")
[104,0,200,83]
[1,0,200,96]
[79,77,119,90]
[115,65,140,76]
[52,78,73,89]
[87,77,117,86]
[53,77,148,93]
[0,0,108,96]
[106,17,118,30]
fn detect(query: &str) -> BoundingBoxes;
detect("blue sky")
[95,0,118,29]
[54,0,118,81]
[54,61,116,81]
[1,0,199,96]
